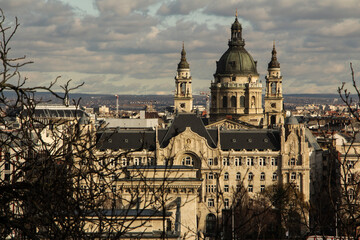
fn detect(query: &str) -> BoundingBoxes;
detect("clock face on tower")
[271,103,276,108]
[180,103,185,108]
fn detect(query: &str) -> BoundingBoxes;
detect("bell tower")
[264,42,284,127]
[174,43,193,113]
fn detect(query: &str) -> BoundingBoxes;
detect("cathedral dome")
[215,17,258,75]
[216,47,258,75]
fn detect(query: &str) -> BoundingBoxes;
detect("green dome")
[216,47,258,75]
[215,17,258,76]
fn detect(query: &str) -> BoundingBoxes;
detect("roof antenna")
[235,8,238,18]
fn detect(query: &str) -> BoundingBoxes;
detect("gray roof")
[305,128,321,151]
[160,113,217,148]
[96,113,281,152]
[220,129,280,151]
[97,130,156,151]
[33,108,88,119]
[286,115,299,125]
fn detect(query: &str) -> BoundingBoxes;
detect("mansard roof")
[96,130,156,151]
[90,209,172,217]
[220,129,281,151]
[33,107,88,119]
[96,113,281,151]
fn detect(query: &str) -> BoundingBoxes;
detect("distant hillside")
[284,94,340,98]
[3,91,350,111]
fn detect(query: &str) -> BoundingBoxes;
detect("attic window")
[108,139,112,143]
[247,138,252,143]
[232,139,236,143]
[263,138,269,143]
[124,139,128,143]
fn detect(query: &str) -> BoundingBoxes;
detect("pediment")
[206,119,253,130]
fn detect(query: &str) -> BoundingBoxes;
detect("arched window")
[208,173,214,179]
[182,155,193,166]
[240,96,245,107]
[271,115,276,125]
[206,213,216,235]
[272,172,277,181]
[180,83,186,95]
[259,158,265,166]
[271,158,278,166]
[289,158,296,166]
[223,96,228,108]
[223,158,230,166]
[247,158,254,166]
[236,172,241,180]
[224,172,229,180]
[224,199,229,209]
[134,158,140,166]
[231,96,236,108]
[251,96,256,108]
[212,96,217,107]
[291,172,296,181]
[347,173,353,183]
[349,189,355,201]
[248,172,254,181]
[297,158,303,166]
[271,83,276,95]
[260,172,265,181]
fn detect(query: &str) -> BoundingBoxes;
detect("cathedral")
[94,15,321,239]
[175,15,284,129]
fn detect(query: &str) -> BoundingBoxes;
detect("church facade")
[93,16,322,239]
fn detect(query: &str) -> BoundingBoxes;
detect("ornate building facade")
[92,16,322,239]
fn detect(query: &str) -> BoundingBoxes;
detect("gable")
[206,119,259,130]
[160,113,216,148]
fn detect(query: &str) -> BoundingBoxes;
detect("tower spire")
[268,41,280,68]
[178,42,189,69]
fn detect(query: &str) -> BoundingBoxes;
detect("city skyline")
[1,0,359,95]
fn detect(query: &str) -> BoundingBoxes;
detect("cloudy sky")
[1,0,359,95]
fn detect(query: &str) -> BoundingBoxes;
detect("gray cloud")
[0,0,359,95]
[157,0,204,16]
